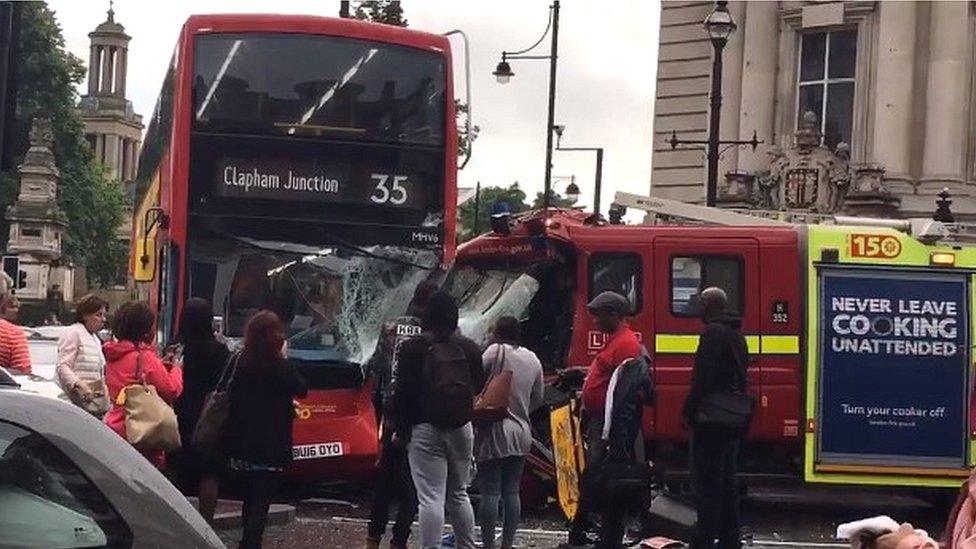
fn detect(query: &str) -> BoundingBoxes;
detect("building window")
[671,255,744,317]
[588,253,642,314]
[797,29,857,149]
[21,227,41,238]
[85,134,96,155]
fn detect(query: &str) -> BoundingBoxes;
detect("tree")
[0,3,126,286]
[455,100,480,162]
[532,190,578,209]
[457,183,529,242]
[352,1,407,27]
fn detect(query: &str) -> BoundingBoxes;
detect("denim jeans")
[477,456,526,549]
[408,422,476,549]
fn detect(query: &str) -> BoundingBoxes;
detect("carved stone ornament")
[29,118,54,148]
[745,111,853,214]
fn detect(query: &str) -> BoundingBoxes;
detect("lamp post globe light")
[565,179,581,204]
[492,1,560,211]
[492,59,514,84]
[704,0,737,43]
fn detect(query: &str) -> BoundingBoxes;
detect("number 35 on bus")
[130,14,471,482]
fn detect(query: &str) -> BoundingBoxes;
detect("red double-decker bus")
[132,14,466,482]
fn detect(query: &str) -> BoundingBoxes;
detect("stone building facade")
[79,6,142,186]
[77,5,142,300]
[652,1,976,219]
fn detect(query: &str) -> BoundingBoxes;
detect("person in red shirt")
[568,290,643,548]
[0,293,31,375]
[581,293,643,416]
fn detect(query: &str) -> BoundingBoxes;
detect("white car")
[9,328,67,401]
[0,370,223,548]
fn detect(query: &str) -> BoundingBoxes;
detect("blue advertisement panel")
[818,269,970,468]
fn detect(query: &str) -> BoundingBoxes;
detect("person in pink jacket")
[103,301,183,468]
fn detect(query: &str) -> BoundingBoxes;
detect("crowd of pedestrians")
[0,273,756,549]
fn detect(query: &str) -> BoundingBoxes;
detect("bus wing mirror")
[134,236,157,282]
[134,207,168,282]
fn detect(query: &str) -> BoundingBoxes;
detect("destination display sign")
[817,268,970,469]
[214,156,427,210]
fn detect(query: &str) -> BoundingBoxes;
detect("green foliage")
[1,3,127,286]
[532,190,578,209]
[455,100,479,164]
[352,1,408,27]
[457,183,529,242]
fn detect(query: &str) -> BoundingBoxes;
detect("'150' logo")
[849,234,902,259]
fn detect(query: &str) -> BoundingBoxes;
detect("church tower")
[78,2,143,186]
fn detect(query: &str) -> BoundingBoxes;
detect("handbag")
[695,334,755,432]
[119,351,181,452]
[589,458,652,512]
[70,378,111,418]
[191,352,240,453]
[471,344,513,426]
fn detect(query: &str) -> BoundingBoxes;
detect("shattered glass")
[446,265,540,348]
[189,236,438,367]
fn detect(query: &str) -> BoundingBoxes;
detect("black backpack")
[423,335,474,429]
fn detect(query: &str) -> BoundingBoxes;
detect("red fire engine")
[447,191,976,489]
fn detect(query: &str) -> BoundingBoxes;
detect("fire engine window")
[671,256,743,317]
[588,253,641,314]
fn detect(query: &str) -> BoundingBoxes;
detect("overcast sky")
[47,0,659,214]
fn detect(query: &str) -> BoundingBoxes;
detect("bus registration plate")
[292,442,344,460]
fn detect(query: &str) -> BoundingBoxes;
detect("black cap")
[587,291,630,315]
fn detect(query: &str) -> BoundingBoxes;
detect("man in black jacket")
[683,287,749,549]
[364,280,435,549]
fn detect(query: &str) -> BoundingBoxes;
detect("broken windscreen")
[444,264,541,348]
[188,234,439,368]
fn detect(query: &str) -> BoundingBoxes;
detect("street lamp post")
[554,126,604,215]
[493,1,560,212]
[665,1,759,207]
[704,1,735,207]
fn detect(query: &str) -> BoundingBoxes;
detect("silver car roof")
[0,386,223,548]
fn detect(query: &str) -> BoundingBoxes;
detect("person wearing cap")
[567,290,644,548]
[581,291,643,416]
[489,201,512,235]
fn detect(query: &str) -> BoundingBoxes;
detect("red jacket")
[103,341,183,467]
[582,324,643,415]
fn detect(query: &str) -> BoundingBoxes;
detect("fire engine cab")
[447,191,976,489]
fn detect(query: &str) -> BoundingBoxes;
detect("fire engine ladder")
[613,191,976,245]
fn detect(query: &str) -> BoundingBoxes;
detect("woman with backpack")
[103,301,184,469]
[172,298,230,524]
[475,316,544,549]
[222,310,307,549]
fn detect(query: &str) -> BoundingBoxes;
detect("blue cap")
[490,201,511,218]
